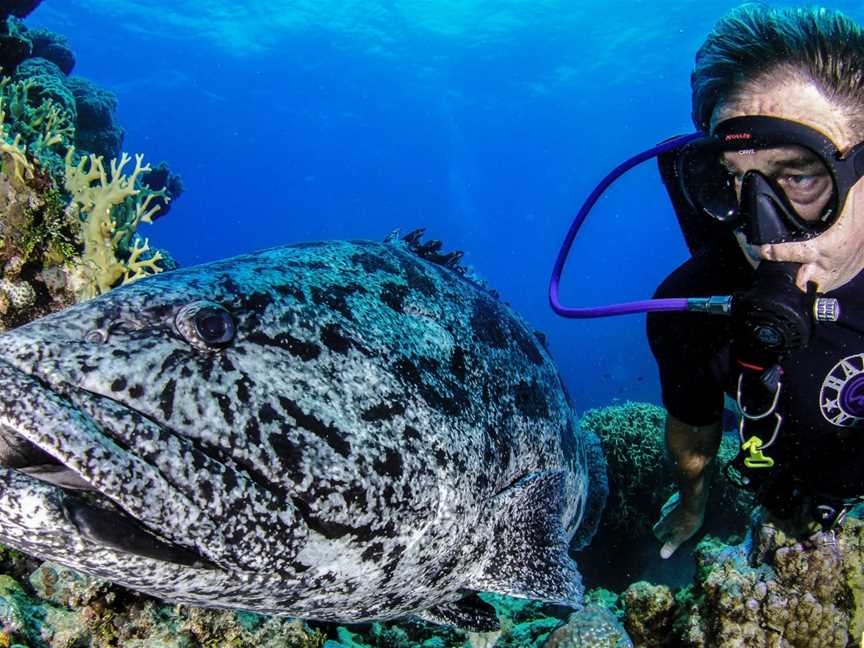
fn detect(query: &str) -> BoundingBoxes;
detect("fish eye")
[84,329,108,344]
[175,301,235,351]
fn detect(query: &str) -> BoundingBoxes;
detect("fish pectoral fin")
[414,593,499,632]
[61,495,217,569]
[465,470,583,609]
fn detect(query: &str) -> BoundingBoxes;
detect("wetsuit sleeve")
[646,244,748,426]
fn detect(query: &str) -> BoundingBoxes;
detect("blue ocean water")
[24,0,864,414]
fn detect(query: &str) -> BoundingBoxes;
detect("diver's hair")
[692,4,864,135]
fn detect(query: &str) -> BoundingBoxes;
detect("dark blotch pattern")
[514,379,550,419]
[159,379,176,420]
[271,427,304,483]
[351,252,399,275]
[398,254,436,297]
[508,321,544,366]
[373,447,403,479]
[320,324,351,354]
[310,284,366,321]
[274,284,306,302]
[380,283,410,313]
[393,358,463,416]
[246,331,320,361]
[278,396,351,457]
[215,392,234,425]
[259,403,279,425]
[471,299,507,349]
[450,347,467,382]
[240,291,274,313]
[361,400,406,422]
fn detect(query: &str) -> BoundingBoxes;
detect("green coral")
[579,402,670,534]
[16,186,77,265]
[0,74,74,173]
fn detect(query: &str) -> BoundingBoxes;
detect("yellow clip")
[742,436,774,469]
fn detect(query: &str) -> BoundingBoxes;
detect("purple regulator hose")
[549,132,702,318]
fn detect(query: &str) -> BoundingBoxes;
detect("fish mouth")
[0,359,215,568]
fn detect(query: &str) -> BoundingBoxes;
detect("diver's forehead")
[711,78,855,150]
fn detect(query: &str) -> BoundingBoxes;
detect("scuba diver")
[549,5,864,557]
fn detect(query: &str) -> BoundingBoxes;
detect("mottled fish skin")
[0,236,598,622]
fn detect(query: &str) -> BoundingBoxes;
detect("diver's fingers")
[660,542,678,560]
[795,264,820,291]
[760,241,818,264]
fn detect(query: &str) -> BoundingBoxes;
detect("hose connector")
[687,295,733,316]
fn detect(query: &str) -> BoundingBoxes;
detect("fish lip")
[0,363,100,490]
[0,360,216,568]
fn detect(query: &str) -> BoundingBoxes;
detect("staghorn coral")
[0,66,75,171]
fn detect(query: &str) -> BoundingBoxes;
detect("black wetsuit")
[647,240,864,501]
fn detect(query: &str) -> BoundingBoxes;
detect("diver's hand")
[759,190,864,293]
[652,491,705,559]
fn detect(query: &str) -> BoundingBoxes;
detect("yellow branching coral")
[64,148,167,301]
[0,96,33,184]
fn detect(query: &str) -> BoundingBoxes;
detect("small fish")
[0,232,604,628]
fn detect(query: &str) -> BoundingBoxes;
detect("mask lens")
[677,143,740,223]
[679,142,836,232]
[744,144,833,225]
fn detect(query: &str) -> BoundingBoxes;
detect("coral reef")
[673,510,864,647]
[542,605,632,647]
[0,563,638,648]
[27,28,75,75]
[0,12,182,329]
[619,582,674,647]
[0,561,328,648]
[575,402,753,590]
[65,76,124,160]
[573,509,864,647]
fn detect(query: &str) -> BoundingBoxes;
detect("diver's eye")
[175,301,235,351]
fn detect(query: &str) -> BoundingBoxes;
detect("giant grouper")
[0,230,606,629]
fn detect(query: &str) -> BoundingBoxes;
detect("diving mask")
[676,115,864,245]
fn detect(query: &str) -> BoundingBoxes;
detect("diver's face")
[712,76,864,291]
